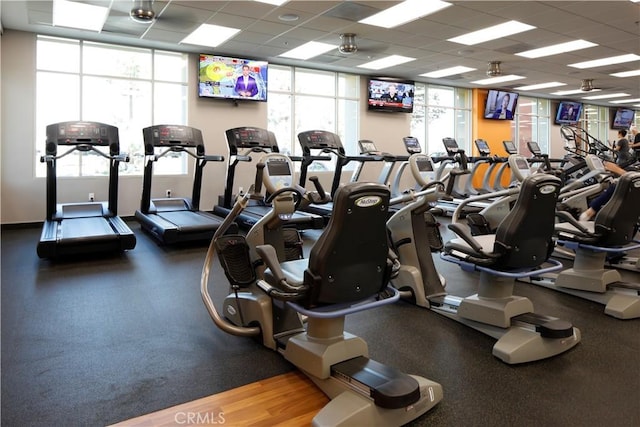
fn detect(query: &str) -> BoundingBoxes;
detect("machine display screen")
[417,159,434,172]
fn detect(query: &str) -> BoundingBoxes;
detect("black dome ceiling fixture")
[130,0,155,24]
[338,33,358,54]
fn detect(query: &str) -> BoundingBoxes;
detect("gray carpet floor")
[1,219,639,426]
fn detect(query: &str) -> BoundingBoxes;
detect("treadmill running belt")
[157,211,222,231]
[60,217,117,240]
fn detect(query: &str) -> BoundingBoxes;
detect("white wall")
[0,30,412,224]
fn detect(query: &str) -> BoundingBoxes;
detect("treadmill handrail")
[41,144,129,163]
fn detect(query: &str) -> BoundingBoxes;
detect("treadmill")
[37,121,136,259]
[213,126,324,230]
[297,130,385,221]
[135,124,232,244]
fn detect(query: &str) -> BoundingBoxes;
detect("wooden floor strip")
[109,371,329,426]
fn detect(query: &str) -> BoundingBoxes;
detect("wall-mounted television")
[483,89,518,120]
[611,108,636,130]
[367,77,415,113]
[198,54,268,102]
[555,101,583,125]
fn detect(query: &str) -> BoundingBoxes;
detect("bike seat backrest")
[305,182,391,306]
[493,174,561,269]
[594,172,640,246]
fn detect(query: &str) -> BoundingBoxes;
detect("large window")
[267,65,360,170]
[35,36,188,177]
[410,84,472,155]
[513,97,551,154]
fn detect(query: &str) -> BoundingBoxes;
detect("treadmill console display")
[359,140,378,154]
[226,127,272,149]
[403,137,422,154]
[442,138,459,155]
[503,141,517,154]
[48,121,116,146]
[298,130,343,150]
[586,154,605,171]
[475,139,490,155]
[515,158,529,170]
[145,125,202,148]
[527,141,542,155]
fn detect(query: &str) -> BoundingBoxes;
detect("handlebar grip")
[309,176,326,199]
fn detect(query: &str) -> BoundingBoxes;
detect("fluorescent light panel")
[279,41,337,60]
[515,82,566,91]
[358,55,416,70]
[53,0,109,32]
[611,69,640,78]
[582,93,630,100]
[569,54,640,69]
[420,66,476,78]
[610,98,640,104]
[471,75,526,85]
[359,0,452,29]
[448,20,536,45]
[516,40,597,58]
[181,24,241,48]
[551,88,601,96]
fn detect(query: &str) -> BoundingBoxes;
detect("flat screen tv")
[555,101,583,125]
[611,108,636,130]
[198,54,268,102]
[367,77,415,113]
[483,90,518,120]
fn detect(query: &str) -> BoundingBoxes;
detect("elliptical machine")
[201,153,443,426]
[386,153,581,364]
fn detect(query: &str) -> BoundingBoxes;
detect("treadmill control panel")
[442,137,460,155]
[143,125,203,148]
[47,121,117,146]
[359,140,378,154]
[508,155,531,182]
[503,140,517,154]
[225,127,276,151]
[403,137,422,154]
[297,130,344,151]
[475,139,491,156]
[527,141,542,155]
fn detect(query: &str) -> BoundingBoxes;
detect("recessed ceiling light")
[253,0,288,5]
[279,41,337,60]
[611,69,640,78]
[516,40,597,58]
[448,20,536,46]
[53,0,109,32]
[359,0,452,29]
[278,13,299,22]
[514,82,567,91]
[471,75,526,85]
[357,55,416,70]
[582,93,630,100]
[420,66,476,78]
[551,88,601,96]
[181,24,241,48]
[569,54,640,69]
[610,98,640,104]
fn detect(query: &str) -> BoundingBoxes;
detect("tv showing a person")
[379,84,403,103]
[492,93,514,120]
[234,65,258,98]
